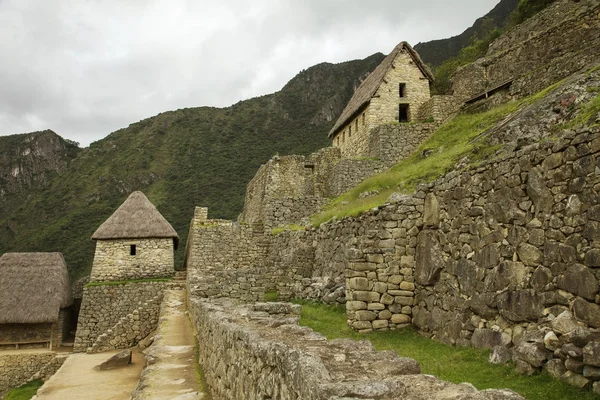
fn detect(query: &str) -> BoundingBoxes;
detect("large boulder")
[415,230,444,286]
[497,290,543,322]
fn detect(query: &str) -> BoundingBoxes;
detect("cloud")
[0,0,500,146]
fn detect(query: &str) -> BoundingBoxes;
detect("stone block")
[584,342,600,367]
[349,277,369,291]
[353,291,380,302]
[346,301,367,311]
[391,314,411,324]
[372,320,389,330]
[355,311,377,321]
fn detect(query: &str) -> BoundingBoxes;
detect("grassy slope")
[311,79,565,226]
[296,301,599,400]
[2,380,43,400]
[0,54,385,279]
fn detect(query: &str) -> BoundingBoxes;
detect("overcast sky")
[0,0,500,146]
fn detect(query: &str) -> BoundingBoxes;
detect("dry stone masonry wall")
[412,127,600,389]
[74,282,166,352]
[451,0,600,102]
[368,123,437,168]
[189,298,523,400]
[0,352,66,396]
[90,238,174,281]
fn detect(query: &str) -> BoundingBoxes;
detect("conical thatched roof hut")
[0,252,72,324]
[92,191,179,249]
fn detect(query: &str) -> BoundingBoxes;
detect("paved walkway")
[132,289,204,400]
[32,350,144,400]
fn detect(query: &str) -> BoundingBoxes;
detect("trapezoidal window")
[355,119,358,131]
[130,244,137,256]
[399,83,406,98]
[399,104,409,123]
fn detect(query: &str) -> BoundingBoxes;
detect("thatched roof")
[92,191,179,248]
[328,42,434,138]
[0,252,72,324]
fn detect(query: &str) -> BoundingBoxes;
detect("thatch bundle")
[0,252,72,324]
[92,191,179,248]
[328,41,434,138]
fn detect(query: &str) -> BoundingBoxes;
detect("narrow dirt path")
[32,350,144,400]
[132,289,204,400]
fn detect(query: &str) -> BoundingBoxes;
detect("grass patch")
[3,380,43,400]
[295,301,599,400]
[271,224,306,235]
[263,291,279,302]
[85,277,172,287]
[311,81,567,227]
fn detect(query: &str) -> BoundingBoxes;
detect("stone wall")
[188,298,523,400]
[90,238,174,281]
[264,196,327,229]
[417,95,460,123]
[409,127,600,388]
[0,352,66,395]
[185,208,269,302]
[74,281,166,352]
[368,123,437,168]
[451,0,600,102]
[326,158,384,197]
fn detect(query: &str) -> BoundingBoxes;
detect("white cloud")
[0,0,500,146]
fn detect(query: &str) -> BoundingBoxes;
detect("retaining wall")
[188,299,523,400]
[74,282,165,352]
[0,352,67,395]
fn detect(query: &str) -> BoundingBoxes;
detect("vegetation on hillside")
[0,54,385,279]
[431,0,559,94]
[296,301,599,400]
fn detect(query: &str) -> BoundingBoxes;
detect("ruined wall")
[188,298,522,400]
[90,238,174,281]
[264,196,327,229]
[0,352,66,395]
[368,123,437,168]
[74,282,165,352]
[185,208,269,302]
[451,0,600,101]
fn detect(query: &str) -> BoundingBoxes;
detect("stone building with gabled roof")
[329,41,434,157]
[90,191,179,281]
[0,252,72,349]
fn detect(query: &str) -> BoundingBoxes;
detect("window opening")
[399,104,409,122]
[130,244,137,256]
[399,83,406,98]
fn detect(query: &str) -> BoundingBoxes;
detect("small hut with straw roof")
[0,252,72,349]
[90,191,179,281]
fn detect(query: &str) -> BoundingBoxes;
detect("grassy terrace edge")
[85,277,173,287]
[294,300,599,400]
[309,79,566,227]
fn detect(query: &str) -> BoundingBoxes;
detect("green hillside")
[0,54,385,279]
